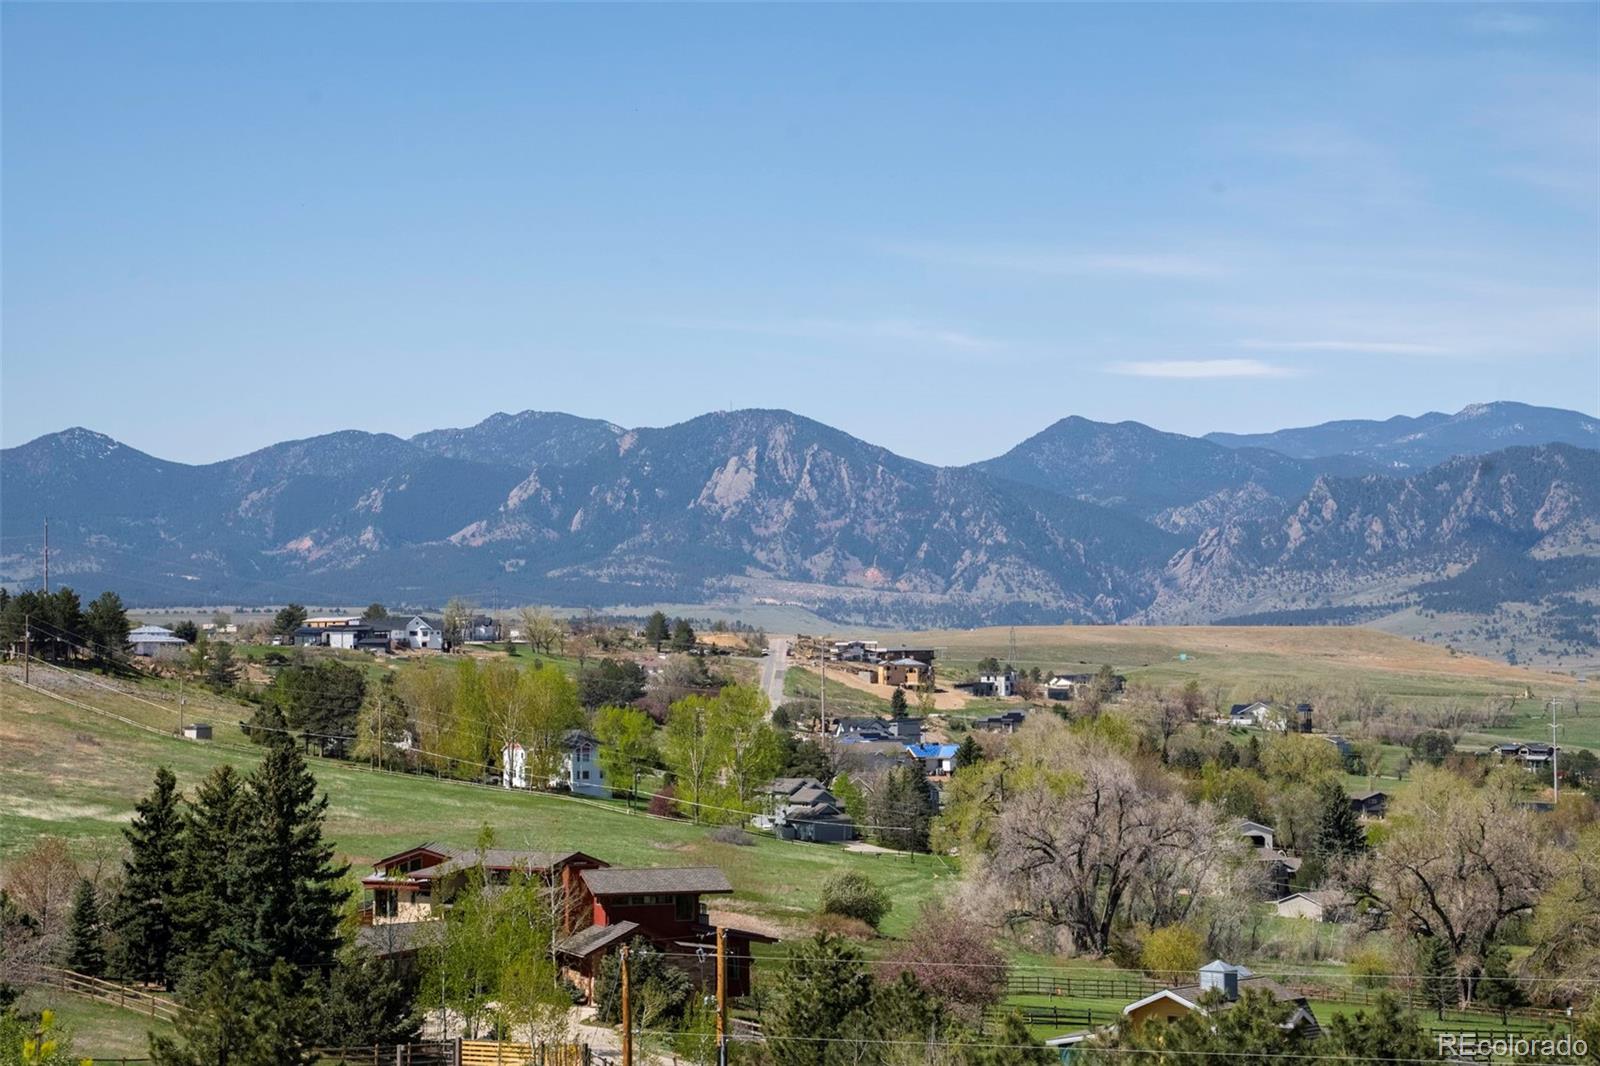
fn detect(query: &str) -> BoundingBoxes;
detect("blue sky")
[3,3,1596,465]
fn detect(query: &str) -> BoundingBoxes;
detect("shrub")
[1349,944,1391,989]
[648,783,678,819]
[711,825,755,847]
[1141,924,1202,982]
[814,912,877,939]
[819,871,891,929]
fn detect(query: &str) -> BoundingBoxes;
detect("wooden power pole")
[716,926,728,1066]
[620,944,632,1066]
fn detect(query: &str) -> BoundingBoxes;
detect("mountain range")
[3,402,1597,658]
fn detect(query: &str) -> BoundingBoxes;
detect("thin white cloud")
[1465,10,1547,36]
[887,243,1229,280]
[1108,359,1296,379]
[658,315,1000,351]
[1240,339,1452,355]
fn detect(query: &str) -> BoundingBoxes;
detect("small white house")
[182,722,213,741]
[976,671,1016,698]
[501,741,528,789]
[401,616,444,651]
[127,625,188,657]
[554,730,609,798]
[1227,702,1277,728]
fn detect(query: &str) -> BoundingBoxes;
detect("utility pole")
[715,926,728,1066]
[620,944,633,1066]
[22,615,29,684]
[819,653,826,737]
[1551,699,1563,804]
[178,678,186,738]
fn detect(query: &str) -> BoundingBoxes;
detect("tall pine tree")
[1420,936,1457,1019]
[111,767,181,987]
[1477,943,1526,1024]
[65,879,105,977]
[170,764,247,983]
[149,951,314,1066]
[223,736,348,979]
[1311,779,1367,861]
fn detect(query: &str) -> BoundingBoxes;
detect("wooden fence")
[457,1040,594,1066]
[35,966,180,1024]
[999,1004,1098,1030]
[313,1042,457,1065]
[1006,973,1159,1001]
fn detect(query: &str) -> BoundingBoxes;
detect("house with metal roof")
[127,625,188,657]
[906,742,960,776]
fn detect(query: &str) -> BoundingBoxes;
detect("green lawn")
[14,985,175,1062]
[782,665,892,718]
[0,672,944,938]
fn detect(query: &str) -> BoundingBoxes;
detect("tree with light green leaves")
[662,694,724,823]
[593,705,657,796]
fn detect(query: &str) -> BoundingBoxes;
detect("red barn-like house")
[356,841,773,1001]
[558,866,775,998]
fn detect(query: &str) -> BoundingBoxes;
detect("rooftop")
[580,866,733,897]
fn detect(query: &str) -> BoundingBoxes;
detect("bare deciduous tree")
[1354,768,1552,1005]
[977,737,1233,955]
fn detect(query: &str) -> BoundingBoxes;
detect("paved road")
[760,637,790,714]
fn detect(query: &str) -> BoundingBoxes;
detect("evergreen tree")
[272,604,308,637]
[889,687,908,717]
[361,602,387,622]
[1310,778,1366,860]
[1477,943,1526,1024]
[954,735,983,772]
[1322,992,1440,1062]
[670,618,696,652]
[83,590,131,666]
[170,764,247,982]
[643,611,670,651]
[204,641,240,691]
[870,764,933,852]
[1420,936,1457,1019]
[111,767,182,987]
[223,737,349,979]
[766,934,874,1066]
[967,1009,1055,1066]
[150,952,313,1066]
[65,879,105,976]
[307,949,419,1047]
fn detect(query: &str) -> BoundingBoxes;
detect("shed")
[182,722,213,741]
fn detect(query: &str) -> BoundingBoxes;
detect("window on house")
[675,895,695,922]
[375,889,397,918]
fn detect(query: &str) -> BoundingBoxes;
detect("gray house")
[759,777,856,843]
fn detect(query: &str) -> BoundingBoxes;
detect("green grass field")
[782,665,892,717]
[12,986,175,1062]
[0,669,946,940]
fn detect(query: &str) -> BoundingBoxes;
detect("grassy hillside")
[0,668,945,939]
[870,624,1574,709]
